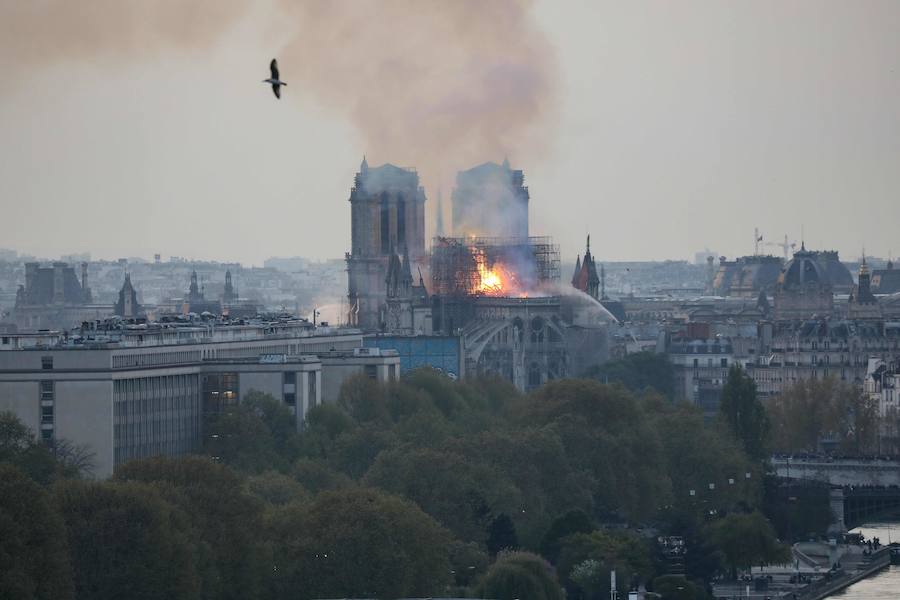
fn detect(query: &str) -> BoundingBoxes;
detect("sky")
[1,0,899,266]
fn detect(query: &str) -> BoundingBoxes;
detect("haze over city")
[7,4,900,600]
[2,0,899,265]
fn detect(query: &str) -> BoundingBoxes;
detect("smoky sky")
[0,1,898,266]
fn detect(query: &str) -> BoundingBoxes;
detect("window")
[308,373,317,405]
[283,372,296,385]
[693,358,699,368]
[721,358,728,368]
[41,356,53,370]
[283,392,296,406]
[364,365,378,380]
[41,405,54,424]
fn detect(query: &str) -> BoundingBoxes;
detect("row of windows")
[113,375,202,466]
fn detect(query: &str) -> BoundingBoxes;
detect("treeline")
[1,368,793,600]
[766,377,882,456]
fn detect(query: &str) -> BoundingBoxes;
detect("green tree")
[705,511,790,579]
[652,402,760,516]
[55,479,198,600]
[337,374,389,423]
[540,509,595,563]
[0,464,73,600]
[477,551,564,600]
[114,456,266,600]
[448,540,490,589]
[767,377,879,455]
[522,380,671,521]
[0,411,64,484]
[487,513,520,555]
[364,447,522,544]
[585,351,675,398]
[269,487,452,600]
[291,457,353,494]
[329,424,394,479]
[297,403,355,459]
[719,365,769,461]
[247,470,310,506]
[652,575,710,600]
[556,530,654,597]
[204,392,299,473]
[570,559,605,600]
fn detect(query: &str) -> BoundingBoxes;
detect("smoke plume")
[0,1,248,67]
[278,0,558,190]
[1,0,558,196]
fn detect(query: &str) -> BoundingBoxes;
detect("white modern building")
[0,318,399,477]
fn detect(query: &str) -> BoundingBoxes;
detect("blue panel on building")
[364,335,461,378]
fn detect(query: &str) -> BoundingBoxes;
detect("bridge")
[771,456,900,487]
[771,456,900,531]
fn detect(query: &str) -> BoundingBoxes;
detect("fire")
[473,247,523,296]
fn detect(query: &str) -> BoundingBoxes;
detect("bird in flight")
[263,59,287,99]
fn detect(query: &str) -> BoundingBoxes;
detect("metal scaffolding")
[430,236,560,297]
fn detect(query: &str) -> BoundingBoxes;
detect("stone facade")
[346,158,426,331]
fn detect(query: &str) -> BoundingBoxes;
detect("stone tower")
[223,270,237,304]
[451,159,529,239]
[114,273,142,318]
[346,157,426,330]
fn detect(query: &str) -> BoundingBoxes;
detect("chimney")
[52,262,67,304]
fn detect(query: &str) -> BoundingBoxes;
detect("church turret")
[571,255,581,286]
[115,273,142,318]
[848,253,880,319]
[223,270,237,303]
[572,235,601,299]
[189,270,200,299]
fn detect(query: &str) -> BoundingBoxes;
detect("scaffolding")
[430,236,561,297]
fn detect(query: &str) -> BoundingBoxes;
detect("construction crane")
[764,234,796,260]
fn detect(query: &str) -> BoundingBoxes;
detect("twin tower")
[346,157,530,330]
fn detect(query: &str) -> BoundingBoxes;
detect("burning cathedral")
[346,158,614,390]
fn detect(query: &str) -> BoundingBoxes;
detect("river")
[825,522,900,599]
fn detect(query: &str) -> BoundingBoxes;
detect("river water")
[825,522,900,599]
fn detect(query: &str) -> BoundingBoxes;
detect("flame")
[473,247,524,297]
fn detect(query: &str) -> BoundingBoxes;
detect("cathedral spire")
[572,254,581,286]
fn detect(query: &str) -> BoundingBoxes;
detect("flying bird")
[263,58,287,99]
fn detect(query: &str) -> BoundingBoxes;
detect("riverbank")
[711,539,891,599]
[793,547,890,600]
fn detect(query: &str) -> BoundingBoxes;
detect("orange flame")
[473,247,525,297]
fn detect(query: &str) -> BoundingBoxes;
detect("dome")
[778,250,828,290]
